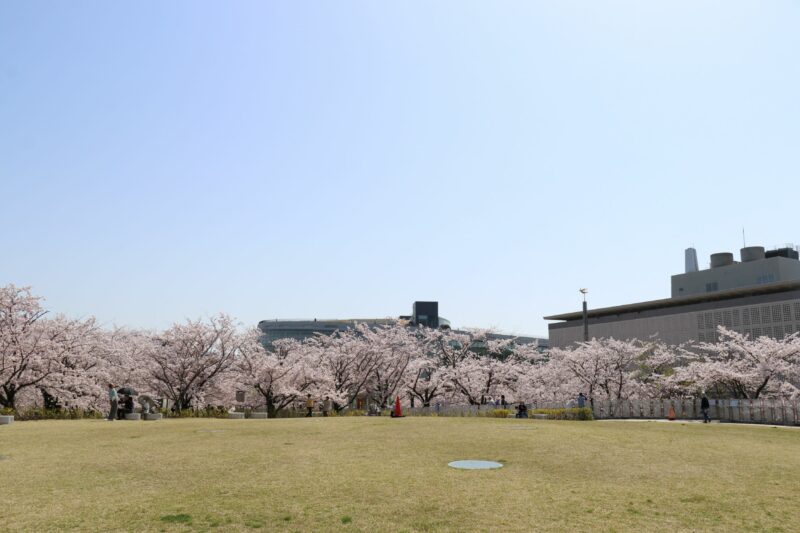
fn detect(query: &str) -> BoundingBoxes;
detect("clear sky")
[2,2,799,336]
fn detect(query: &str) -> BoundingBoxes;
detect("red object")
[668,405,676,421]
[394,396,403,418]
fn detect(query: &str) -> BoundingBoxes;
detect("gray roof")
[544,280,800,322]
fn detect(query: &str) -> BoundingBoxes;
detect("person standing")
[701,395,711,423]
[577,392,587,409]
[107,384,118,421]
[322,397,332,417]
[500,395,508,408]
[305,394,314,417]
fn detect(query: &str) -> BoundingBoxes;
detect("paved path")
[597,418,800,429]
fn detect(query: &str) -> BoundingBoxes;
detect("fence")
[233,399,800,425]
[589,398,800,426]
[398,399,800,426]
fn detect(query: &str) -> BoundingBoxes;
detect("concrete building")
[259,301,548,351]
[258,301,452,345]
[546,245,800,347]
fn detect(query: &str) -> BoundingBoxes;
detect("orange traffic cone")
[668,405,676,421]
[394,396,403,418]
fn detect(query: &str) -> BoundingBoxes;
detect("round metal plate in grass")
[448,460,503,470]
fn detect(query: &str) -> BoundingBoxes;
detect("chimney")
[685,248,699,273]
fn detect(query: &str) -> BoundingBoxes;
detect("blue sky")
[2,2,799,336]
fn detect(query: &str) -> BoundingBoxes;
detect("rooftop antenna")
[742,227,746,248]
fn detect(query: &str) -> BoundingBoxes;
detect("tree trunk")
[0,385,17,410]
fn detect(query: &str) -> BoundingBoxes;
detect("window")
[723,311,733,328]
[706,282,719,292]
[732,309,741,327]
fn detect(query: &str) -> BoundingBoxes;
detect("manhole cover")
[448,460,503,470]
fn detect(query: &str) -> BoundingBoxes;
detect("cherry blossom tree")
[0,285,49,409]
[234,333,324,416]
[363,325,418,408]
[146,314,240,410]
[305,324,385,411]
[546,337,655,408]
[0,285,104,411]
[676,326,800,399]
[405,353,447,407]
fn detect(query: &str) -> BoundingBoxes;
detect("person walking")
[107,384,118,421]
[701,395,711,423]
[305,394,314,417]
[577,392,587,409]
[322,397,332,417]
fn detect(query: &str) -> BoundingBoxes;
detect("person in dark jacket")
[577,392,587,409]
[701,395,711,423]
[123,395,135,416]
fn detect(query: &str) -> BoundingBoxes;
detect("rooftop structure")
[258,301,451,345]
[545,243,800,347]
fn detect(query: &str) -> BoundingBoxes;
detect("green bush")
[1,407,14,416]
[163,406,230,418]
[489,409,511,418]
[531,407,594,421]
[10,408,104,421]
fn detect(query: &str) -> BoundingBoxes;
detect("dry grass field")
[1,417,798,532]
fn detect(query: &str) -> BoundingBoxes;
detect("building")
[545,245,800,348]
[258,301,548,351]
[258,301,451,345]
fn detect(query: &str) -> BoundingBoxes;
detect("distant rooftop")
[545,280,800,321]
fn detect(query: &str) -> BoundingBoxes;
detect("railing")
[246,399,800,425]
[399,399,800,426]
[589,398,800,426]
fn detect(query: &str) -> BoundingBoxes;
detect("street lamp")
[579,288,588,342]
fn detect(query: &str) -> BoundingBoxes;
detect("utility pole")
[579,288,589,342]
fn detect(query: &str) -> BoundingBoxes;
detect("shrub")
[531,407,594,421]
[341,409,365,417]
[489,409,511,418]
[166,406,230,418]
[10,408,104,421]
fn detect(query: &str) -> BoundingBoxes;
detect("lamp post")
[579,288,588,342]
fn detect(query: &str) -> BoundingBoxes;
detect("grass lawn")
[1,417,799,532]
